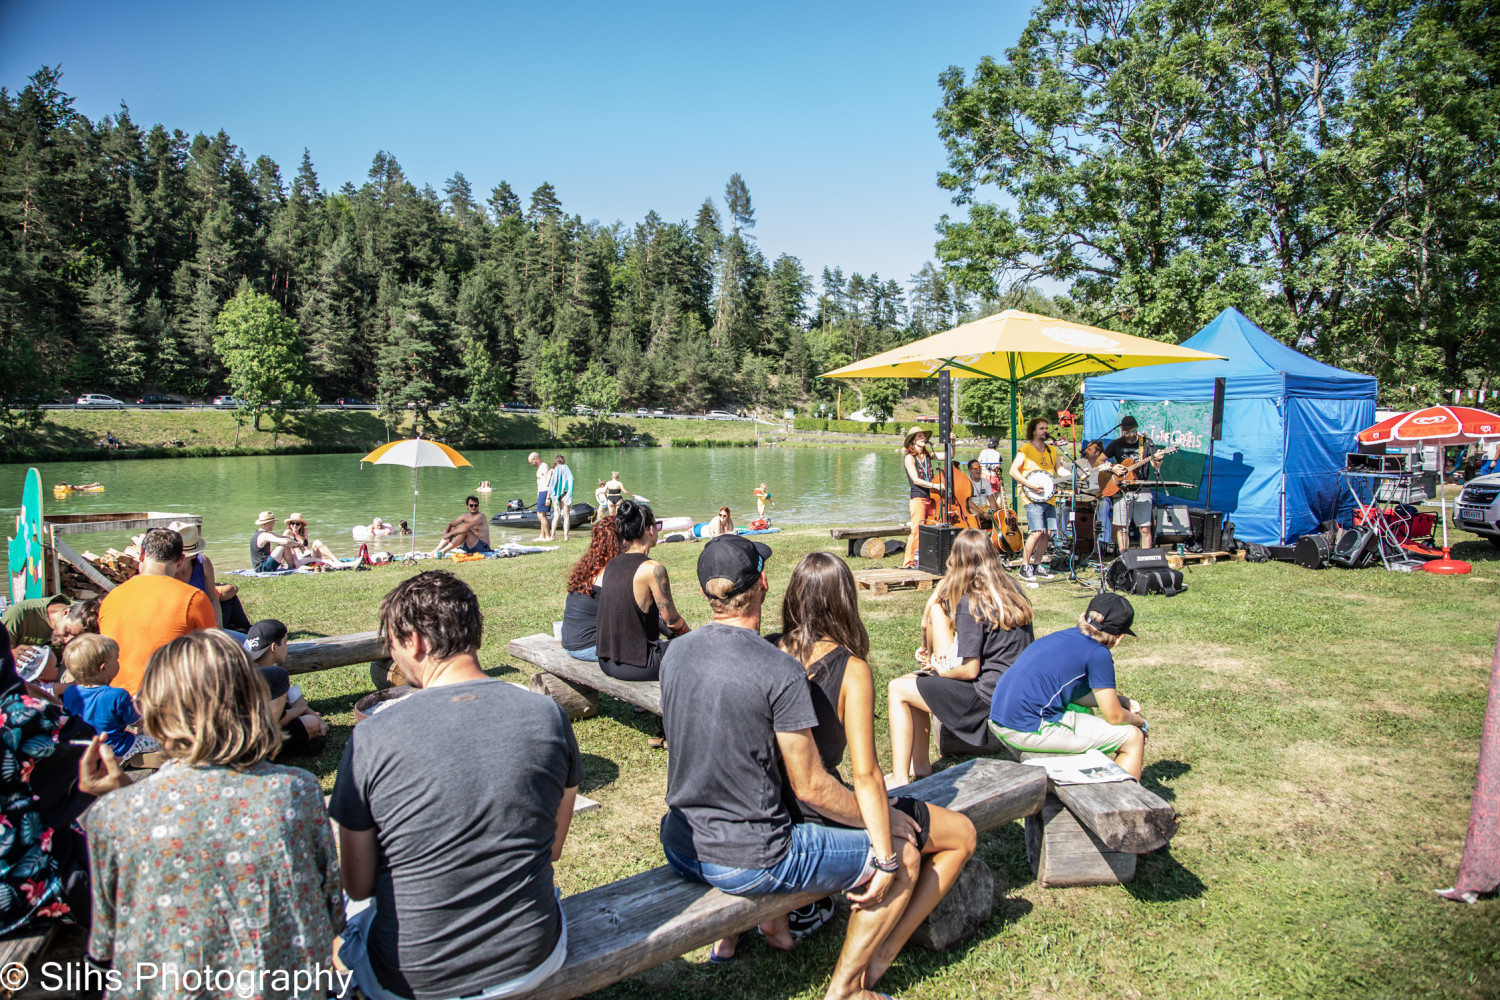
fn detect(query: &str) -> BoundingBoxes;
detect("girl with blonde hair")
[80,631,342,995]
[887,528,1035,786]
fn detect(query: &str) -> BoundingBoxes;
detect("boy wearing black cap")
[987,593,1149,778]
[242,619,327,754]
[659,535,923,997]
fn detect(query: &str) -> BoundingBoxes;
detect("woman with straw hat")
[902,427,940,569]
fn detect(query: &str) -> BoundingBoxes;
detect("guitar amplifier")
[1153,506,1192,542]
[1189,509,1225,552]
[917,524,961,576]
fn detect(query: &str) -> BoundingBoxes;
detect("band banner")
[1119,401,1211,501]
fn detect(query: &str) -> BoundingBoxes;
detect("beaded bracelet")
[871,853,901,874]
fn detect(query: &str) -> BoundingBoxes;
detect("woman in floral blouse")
[84,631,342,997]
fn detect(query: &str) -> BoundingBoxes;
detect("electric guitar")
[1098,445,1180,498]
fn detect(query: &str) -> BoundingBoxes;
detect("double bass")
[925,461,983,531]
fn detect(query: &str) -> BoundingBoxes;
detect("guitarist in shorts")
[1008,418,1069,581]
[1104,417,1164,553]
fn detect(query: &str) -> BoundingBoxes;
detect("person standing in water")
[604,472,626,517]
[529,453,554,543]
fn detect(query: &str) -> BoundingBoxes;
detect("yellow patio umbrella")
[821,309,1227,504]
[360,438,473,554]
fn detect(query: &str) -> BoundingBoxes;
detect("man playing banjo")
[1008,417,1071,581]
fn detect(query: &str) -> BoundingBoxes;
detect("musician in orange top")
[1007,418,1069,581]
[1103,416,1164,553]
[100,527,216,693]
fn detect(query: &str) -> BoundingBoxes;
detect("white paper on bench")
[1020,750,1134,786]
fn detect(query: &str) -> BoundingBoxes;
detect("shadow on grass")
[1125,847,1207,902]
[580,752,621,794]
[1142,758,1191,802]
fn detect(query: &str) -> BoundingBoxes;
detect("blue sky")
[0,0,1031,297]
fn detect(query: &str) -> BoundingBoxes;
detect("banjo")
[1018,470,1056,504]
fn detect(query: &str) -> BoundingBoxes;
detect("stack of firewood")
[56,548,140,599]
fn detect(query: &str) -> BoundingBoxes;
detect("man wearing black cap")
[659,535,923,998]
[987,593,1149,779]
[1104,416,1164,553]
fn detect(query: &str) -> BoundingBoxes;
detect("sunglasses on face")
[654,520,664,531]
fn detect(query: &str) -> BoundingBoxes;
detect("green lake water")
[2,446,914,569]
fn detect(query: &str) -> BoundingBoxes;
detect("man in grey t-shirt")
[660,536,923,1000]
[330,572,583,1000]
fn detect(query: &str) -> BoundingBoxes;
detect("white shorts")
[989,710,1137,756]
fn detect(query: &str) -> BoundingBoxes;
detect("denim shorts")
[1025,502,1058,532]
[664,822,874,896]
[565,645,597,662]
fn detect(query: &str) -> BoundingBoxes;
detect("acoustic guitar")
[993,485,1024,553]
[1098,445,1180,499]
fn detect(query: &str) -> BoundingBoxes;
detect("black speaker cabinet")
[918,524,961,576]
[1189,509,1225,552]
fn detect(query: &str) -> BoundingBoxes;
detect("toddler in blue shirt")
[60,634,160,762]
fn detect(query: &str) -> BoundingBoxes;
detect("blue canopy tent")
[1083,308,1377,544]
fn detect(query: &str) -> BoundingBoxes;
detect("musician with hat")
[1007,418,1069,581]
[1103,416,1164,554]
[901,427,941,570]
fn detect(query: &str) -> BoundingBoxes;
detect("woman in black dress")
[887,528,1034,786]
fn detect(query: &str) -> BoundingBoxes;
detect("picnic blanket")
[228,544,556,578]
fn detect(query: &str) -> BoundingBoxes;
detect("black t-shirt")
[328,680,584,999]
[1104,434,1155,465]
[561,588,599,651]
[659,622,817,868]
[954,596,1034,707]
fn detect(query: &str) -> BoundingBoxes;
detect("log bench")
[828,524,910,559]
[0,924,57,995]
[933,719,1177,887]
[526,758,1046,1000]
[282,630,393,686]
[507,633,660,719]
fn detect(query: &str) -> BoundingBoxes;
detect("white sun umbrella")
[360,438,473,554]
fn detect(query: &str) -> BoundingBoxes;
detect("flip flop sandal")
[708,933,741,964]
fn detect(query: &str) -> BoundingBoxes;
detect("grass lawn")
[236,526,1500,1000]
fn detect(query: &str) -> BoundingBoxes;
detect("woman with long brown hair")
[560,516,623,661]
[887,528,1034,786]
[723,551,975,985]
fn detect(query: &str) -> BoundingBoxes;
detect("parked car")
[705,409,739,420]
[653,408,666,415]
[334,397,365,406]
[635,407,650,416]
[1455,474,1500,549]
[572,405,595,415]
[501,401,530,411]
[136,394,179,405]
[212,395,240,408]
[76,394,124,408]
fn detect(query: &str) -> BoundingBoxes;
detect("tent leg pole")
[1009,380,1019,513]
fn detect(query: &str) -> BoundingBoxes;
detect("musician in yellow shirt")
[1008,417,1069,581]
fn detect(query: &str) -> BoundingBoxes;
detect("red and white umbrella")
[1358,405,1500,447]
[1356,405,1500,574]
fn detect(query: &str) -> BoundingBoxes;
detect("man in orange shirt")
[100,527,216,693]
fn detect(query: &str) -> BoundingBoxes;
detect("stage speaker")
[1189,509,1225,553]
[1329,524,1378,568]
[1106,548,1185,596]
[918,524,961,576]
[1153,506,1192,542]
[937,370,952,445]
[1211,377,1226,441]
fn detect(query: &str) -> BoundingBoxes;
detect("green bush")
[791,417,1010,438]
[669,438,757,448]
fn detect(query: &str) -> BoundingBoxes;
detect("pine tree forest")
[0,69,975,434]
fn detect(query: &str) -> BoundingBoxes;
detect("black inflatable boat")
[489,501,596,530]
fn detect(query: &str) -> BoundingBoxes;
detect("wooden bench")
[283,630,391,679]
[0,924,57,995]
[507,634,660,719]
[527,758,1046,1000]
[829,525,910,559]
[933,720,1177,887]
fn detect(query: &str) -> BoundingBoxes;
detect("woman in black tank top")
[715,552,976,970]
[902,428,938,569]
[593,501,689,682]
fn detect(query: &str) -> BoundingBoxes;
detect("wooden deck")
[1164,549,1245,569]
[853,566,942,595]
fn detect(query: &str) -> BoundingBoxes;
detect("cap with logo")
[243,619,289,660]
[696,535,773,598]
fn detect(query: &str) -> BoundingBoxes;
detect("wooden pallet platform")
[1165,549,1246,569]
[853,567,941,594]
